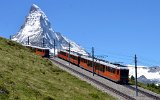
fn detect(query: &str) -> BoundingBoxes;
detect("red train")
[58,50,129,84]
[26,45,50,58]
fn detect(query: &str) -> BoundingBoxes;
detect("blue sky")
[0,0,160,66]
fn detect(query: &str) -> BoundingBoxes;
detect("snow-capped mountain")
[128,65,160,85]
[12,4,88,56]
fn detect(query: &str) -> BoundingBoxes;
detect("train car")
[26,45,50,58]
[57,50,129,84]
[58,50,80,65]
[57,50,68,60]
[80,56,129,83]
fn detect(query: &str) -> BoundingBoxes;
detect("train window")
[85,60,87,63]
[87,61,89,66]
[61,51,66,56]
[74,56,76,60]
[64,52,66,56]
[99,65,105,72]
[112,68,115,74]
[82,58,85,63]
[37,49,42,52]
[120,70,128,77]
[86,60,88,63]
[108,67,111,72]
[106,67,115,73]
[74,56,77,60]
[102,66,105,72]
[99,66,102,71]
[72,55,74,59]
[94,62,96,67]
[102,65,105,72]
[87,61,92,67]
[99,66,101,71]
[96,63,99,67]
[82,58,86,63]
[106,66,108,71]
[95,66,99,70]
[81,58,83,62]
[117,70,119,75]
[90,61,92,67]
[87,60,89,64]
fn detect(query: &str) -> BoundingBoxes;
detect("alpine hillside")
[11,4,88,56]
[0,37,115,100]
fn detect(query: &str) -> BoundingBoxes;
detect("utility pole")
[10,35,12,40]
[28,36,29,45]
[68,42,71,65]
[54,39,56,57]
[135,54,138,96]
[92,47,94,76]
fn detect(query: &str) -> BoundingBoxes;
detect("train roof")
[60,50,79,56]
[59,50,128,70]
[24,45,50,50]
[81,55,128,70]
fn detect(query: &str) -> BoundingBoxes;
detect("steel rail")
[124,85,160,100]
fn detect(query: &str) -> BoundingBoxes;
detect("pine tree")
[131,75,135,81]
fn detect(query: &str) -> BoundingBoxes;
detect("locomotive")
[58,50,129,84]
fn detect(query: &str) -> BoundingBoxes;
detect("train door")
[78,56,80,66]
[44,49,49,58]
[120,69,129,83]
[95,62,100,75]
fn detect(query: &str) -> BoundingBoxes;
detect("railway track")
[51,59,136,100]
[124,85,160,100]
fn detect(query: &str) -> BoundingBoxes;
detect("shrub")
[131,75,135,81]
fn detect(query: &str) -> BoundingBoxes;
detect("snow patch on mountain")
[11,4,88,56]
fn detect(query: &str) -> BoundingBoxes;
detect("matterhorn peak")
[28,4,49,22]
[12,4,88,56]
[32,4,40,9]
[30,4,41,12]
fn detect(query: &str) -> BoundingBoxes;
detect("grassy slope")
[129,79,160,94]
[0,37,115,100]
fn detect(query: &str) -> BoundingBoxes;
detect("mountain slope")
[0,37,114,100]
[12,4,88,56]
